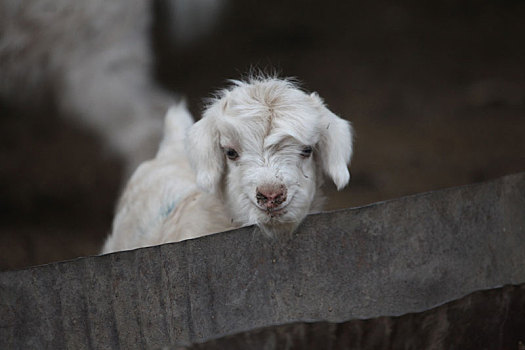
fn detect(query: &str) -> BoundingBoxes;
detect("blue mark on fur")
[161,201,176,218]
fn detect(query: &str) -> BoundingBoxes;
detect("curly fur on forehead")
[207,76,326,148]
[209,75,301,108]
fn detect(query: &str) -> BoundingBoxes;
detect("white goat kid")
[102,77,353,253]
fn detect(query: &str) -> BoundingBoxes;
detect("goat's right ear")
[185,112,224,193]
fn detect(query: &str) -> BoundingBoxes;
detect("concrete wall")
[1,173,524,349]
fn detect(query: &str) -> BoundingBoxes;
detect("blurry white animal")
[0,0,226,176]
[102,77,353,253]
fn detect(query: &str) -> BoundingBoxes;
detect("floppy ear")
[310,93,354,190]
[185,107,224,193]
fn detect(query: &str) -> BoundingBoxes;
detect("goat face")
[186,77,353,235]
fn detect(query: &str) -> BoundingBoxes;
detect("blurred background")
[1,0,524,270]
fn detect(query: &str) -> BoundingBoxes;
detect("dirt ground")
[1,1,524,270]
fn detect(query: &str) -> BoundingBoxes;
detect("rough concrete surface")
[1,173,524,349]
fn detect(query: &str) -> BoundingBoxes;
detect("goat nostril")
[256,186,287,208]
[256,191,268,203]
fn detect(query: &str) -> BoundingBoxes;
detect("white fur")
[102,77,353,253]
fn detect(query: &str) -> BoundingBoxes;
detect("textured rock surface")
[1,173,524,349]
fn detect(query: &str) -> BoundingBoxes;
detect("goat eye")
[225,148,239,160]
[300,146,313,158]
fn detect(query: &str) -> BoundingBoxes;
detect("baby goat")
[102,77,353,253]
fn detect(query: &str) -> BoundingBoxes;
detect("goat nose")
[256,185,287,208]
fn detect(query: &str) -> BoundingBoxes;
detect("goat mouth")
[255,205,287,214]
[255,198,293,218]
[266,207,287,217]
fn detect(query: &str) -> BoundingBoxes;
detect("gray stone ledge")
[1,173,524,349]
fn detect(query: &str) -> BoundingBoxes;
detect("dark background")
[1,0,524,270]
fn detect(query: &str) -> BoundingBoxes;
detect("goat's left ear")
[310,92,354,190]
